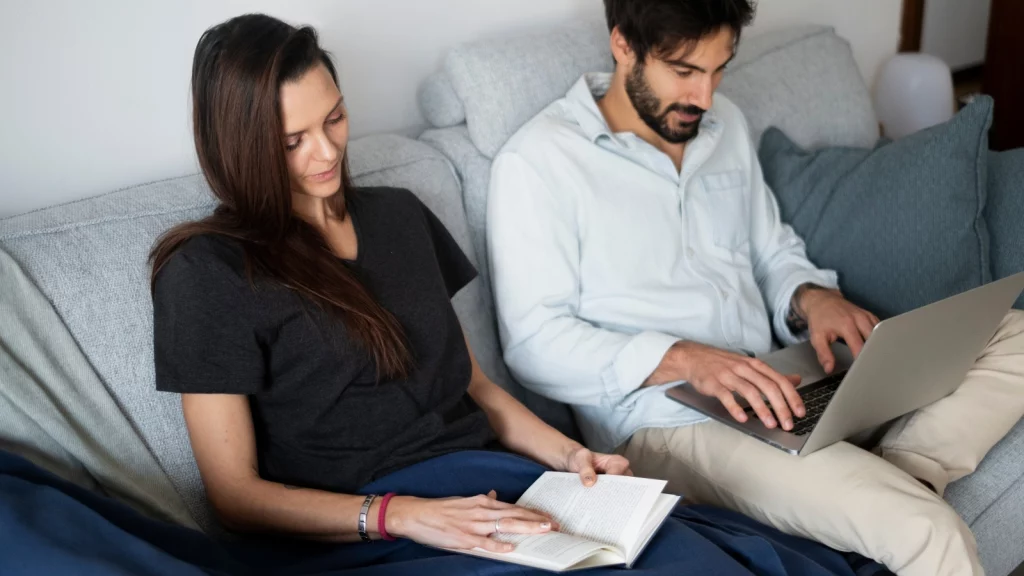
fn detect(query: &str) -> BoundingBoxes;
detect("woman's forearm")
[463,334,582,469]
[213,478,386,542]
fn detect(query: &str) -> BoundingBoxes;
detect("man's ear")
[609,26,636,68]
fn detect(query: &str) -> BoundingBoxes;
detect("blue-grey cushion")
[758,96,994,319]
[986,149,1024,309]
[0,134,517,529]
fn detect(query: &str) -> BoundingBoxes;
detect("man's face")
[625,26,736,144]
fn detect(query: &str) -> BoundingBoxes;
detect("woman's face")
[279,63,349,201]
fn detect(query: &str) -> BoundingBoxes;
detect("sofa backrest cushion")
[421,24,878,159]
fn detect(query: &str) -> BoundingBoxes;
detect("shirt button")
[686,247,696,257]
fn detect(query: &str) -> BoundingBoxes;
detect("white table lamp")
[874,53,955,140]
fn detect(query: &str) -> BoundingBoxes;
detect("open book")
[445,472,680,572]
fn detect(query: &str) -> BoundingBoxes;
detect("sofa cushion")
[419,126,579,437]
[426,24,878,160]
[758,96,993,319]
[946,416,1024,576]
[418,72,466,129]
[443,20,613,159]
[0,175,218,530]
[986,149,1024,309]
[718,26,879,151]
[0,134,515,529]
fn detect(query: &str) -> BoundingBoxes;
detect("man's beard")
[625,63,705,144]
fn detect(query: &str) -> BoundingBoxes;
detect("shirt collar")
[566,72,722,146]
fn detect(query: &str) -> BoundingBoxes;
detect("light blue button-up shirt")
[487,74,838,452]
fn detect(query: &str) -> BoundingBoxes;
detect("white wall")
[921,0,992,70]
[0,0,900,217]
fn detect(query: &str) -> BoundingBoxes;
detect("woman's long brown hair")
[150,14,412,380]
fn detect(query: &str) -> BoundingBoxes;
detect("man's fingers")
[727,377,777,429]
[735,365,793,429]
[811,331,836,373]
[750,360,806,419]
[854,314,876,344]
[842,323,865,358]
[715,389,748,423]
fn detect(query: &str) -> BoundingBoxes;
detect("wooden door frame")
[900,0,926,52]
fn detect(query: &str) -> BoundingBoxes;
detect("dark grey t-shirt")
[153,187,497,493]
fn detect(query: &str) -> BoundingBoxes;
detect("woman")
[149,13,889,576]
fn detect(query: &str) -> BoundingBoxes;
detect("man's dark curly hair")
[604,0,756,62]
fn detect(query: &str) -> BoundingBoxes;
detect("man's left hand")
[798,287,880,373]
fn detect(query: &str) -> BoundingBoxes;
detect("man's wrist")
[645,341,693,387]
[787,283,840,333]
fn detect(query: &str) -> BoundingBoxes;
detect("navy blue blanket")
[0,449,891,575]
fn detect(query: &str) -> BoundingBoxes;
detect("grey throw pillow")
[987,148,1024,309]
[758,97,994,319]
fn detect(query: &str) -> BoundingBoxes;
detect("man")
[487,1,1024,574]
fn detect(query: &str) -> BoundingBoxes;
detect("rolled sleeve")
[602,330,681,403]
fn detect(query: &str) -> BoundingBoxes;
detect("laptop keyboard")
[745,370,848,436]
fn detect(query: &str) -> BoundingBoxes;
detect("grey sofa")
[416,23,1024,575]
[0,22,1021,576]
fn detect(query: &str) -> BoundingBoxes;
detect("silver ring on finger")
[494,517,503,534]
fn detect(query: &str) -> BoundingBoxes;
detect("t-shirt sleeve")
[419,202,479,298]
[152,240,266,395]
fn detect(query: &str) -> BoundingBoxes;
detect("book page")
[490,531,619,569]
[626,493,681,565]
[515,472,666,554]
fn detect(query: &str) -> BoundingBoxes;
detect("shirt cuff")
[601,330,681,404]
[773,270,840,346]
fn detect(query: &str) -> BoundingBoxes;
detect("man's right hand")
[648,341,805,430]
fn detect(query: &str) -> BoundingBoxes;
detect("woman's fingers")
[598,455,631,476]
[471,535,516,553]
[474,516,553,536]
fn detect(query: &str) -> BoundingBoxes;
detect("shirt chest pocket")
[700,170,750,250]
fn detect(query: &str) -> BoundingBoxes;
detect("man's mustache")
[665,103,707,119]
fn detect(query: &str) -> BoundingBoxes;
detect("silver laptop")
[666,272,1024,456]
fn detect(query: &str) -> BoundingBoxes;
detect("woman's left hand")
[560,445,632,487]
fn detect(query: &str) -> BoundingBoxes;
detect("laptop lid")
[801,272,1024,455]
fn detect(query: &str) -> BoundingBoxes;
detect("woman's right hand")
[385,490,557,552]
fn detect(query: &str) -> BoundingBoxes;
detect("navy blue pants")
[0,449,891,575]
